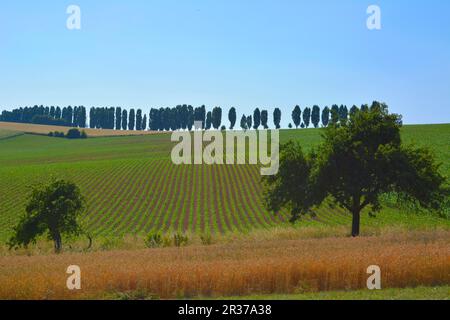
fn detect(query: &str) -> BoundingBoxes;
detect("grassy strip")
[215,286,450,300]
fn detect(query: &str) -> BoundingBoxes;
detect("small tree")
[211,107,222,130]
[261,110,269,129]
[228,107,237,130]
[339,105,348,123]
[264,103,447,237]
[302,107,311,128]
[292,105,301,129]
[205,111,212,130]
[8,180,85,253]
[121,109,128,130]
[253,108,261,130]
[246,115,252,130]
[321,106,330,127]
[115,107,122,130]
[330,104,340,124]
[142,114,147,131]
[129,109,135,130]
[311,105,320,128]
[350,105,359,117]
[361,104,369,112]
[273,108,281,129]
[240,115,247,130]
[136,109,143,131]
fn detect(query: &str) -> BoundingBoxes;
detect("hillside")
[0,124,448,242]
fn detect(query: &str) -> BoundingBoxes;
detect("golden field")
[0,230,449,300]
[0,121,159,137]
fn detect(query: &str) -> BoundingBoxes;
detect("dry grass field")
[0,121,159,137]
[0,230,448,300]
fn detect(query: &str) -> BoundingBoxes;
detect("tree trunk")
[54,233,62,254]
[351,210,360,237]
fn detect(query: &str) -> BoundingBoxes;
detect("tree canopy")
[302,107,311,128]
[228,107,237,130]
[273,108,281,129]
[8,180,86,253]
[212,107,222,130]
[292,105,301,129]
[311,105,320,128]
[253,108,261,130]
[261,110,269,129]
[264,102,447,237]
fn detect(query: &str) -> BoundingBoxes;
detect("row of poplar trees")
[1,104,370,131]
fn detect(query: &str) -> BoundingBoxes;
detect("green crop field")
[0,124,449,242]
[0,129,24,141]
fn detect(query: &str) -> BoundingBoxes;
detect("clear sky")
[1,0,449,126]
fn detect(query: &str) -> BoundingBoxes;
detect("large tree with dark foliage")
[8,180,85,253]
[264,102,447,237]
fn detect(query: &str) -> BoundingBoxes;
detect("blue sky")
[1,0,449,126]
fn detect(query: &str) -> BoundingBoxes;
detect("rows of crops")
[1,159,447,242]
[0,158,288,239]
[0,125,449,241]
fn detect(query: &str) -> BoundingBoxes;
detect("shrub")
[173,232,188,247]
[48,131,65,138]
[162,235,173,247]
[48,129,87,139]
[66,128,82,139]
[144,232,163,248]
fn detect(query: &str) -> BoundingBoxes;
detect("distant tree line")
[0,103,374,131]
[0,105,86,128]
[290,104,366,129]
